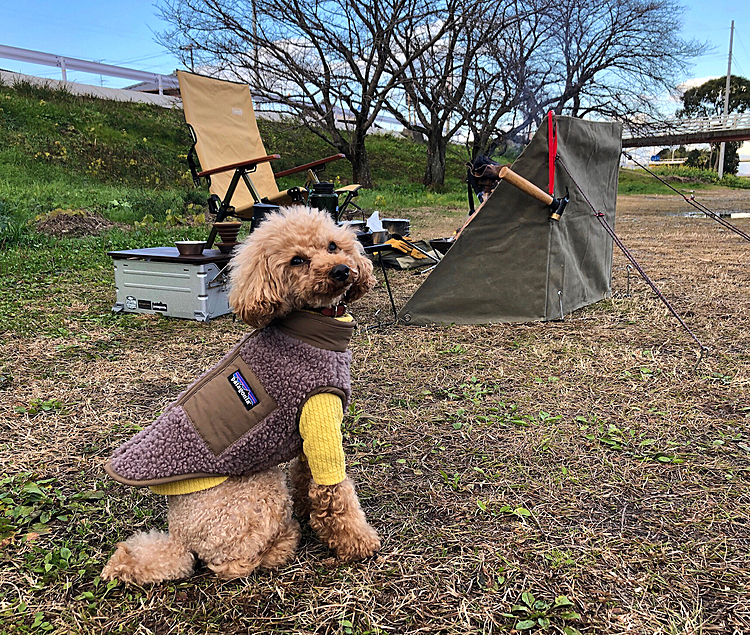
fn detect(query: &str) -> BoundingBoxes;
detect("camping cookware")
[175,240,206,256]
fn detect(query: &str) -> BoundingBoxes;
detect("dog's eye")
[328,242,338,253]
[290,255,306,266]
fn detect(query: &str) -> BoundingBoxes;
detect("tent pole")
[379,251,398,321]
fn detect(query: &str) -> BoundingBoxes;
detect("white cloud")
[675,76,722,93]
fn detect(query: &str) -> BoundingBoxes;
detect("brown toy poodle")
[102,206,380,584]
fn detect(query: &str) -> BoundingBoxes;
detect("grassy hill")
[0,79,469,232]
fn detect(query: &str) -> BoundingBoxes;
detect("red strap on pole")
[547,111,557,196]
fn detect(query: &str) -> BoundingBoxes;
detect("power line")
[730,55,745,78]
[734,34,750,77]
[103,52,175,67]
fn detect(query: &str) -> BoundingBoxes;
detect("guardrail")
[0,44,178,95]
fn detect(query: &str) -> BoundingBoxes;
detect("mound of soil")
[35,210,118,237]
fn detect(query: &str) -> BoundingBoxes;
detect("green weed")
[0,474,104,540]
[14,398,65,416]
[476,499,533,519]
[617,167,718,195]
[582,420,685,464]
[651,165,750,189]
[502,591,582,633]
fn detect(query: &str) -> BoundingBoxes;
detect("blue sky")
[1,0,747,92]
[0,0,180,85]
[680,2,749,87]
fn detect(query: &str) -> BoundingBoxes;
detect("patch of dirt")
[35,210,119,237]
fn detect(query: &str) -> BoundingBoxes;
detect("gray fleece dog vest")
[105,311,354,487]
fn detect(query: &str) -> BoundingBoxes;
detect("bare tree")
[382,0,549,185]
[541,0,708,120]
[458,2,555,161]
[456,0,706,162]
[391,0,706,175]
[158,0,452,187]
[383,3,507,185]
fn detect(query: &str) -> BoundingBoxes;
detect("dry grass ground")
[1,190,749,634]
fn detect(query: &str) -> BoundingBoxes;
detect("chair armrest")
[335,184,362,194]
[275,154,345,178]
[197,154,281,178]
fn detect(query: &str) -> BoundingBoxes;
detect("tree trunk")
[470,131,492,163]
[349,128,373,188]
[423,133,447,186]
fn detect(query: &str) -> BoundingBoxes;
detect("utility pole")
[718,20,734,179]
[251,0,259,86]
[180,44,195,72]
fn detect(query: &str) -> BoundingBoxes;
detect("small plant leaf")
[21,483,44,498]
[516,620,536,630]
[554,595,575,608]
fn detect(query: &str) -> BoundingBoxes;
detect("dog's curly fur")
[102,207,379,584]
[229,205,375,329]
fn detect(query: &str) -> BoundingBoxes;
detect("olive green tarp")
[399,116,622,326]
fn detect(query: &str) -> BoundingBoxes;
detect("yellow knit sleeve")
[299,392,347,486]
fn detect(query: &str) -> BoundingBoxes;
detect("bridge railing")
[0,44,178,95]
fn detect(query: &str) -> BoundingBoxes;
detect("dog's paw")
[334,524,381,562]
[102,531,195,585]
[102,542,156,584]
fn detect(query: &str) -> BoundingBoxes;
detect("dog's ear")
[228,241,289,329]
[345,245,376,304]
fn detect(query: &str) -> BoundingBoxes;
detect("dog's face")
[228,206,376,328]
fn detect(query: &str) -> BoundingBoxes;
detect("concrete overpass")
[622,113,750,147]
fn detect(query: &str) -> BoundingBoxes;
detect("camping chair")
[177,71,363,243]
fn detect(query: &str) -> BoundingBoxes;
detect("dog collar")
[319,303,347,318]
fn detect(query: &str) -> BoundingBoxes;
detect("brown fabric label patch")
[181,354,277,457]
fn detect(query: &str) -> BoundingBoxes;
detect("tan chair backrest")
[177,71,279,211]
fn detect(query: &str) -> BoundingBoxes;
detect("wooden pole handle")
[498,166,553,206]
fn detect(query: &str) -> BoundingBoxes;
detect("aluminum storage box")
[109,247,233,322]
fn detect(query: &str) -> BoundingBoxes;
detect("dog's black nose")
[329,264,350,282]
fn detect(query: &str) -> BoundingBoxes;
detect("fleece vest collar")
[272,311,356,352]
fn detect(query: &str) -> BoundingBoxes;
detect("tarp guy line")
[622,151,750,243]
[557,157,707,353]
